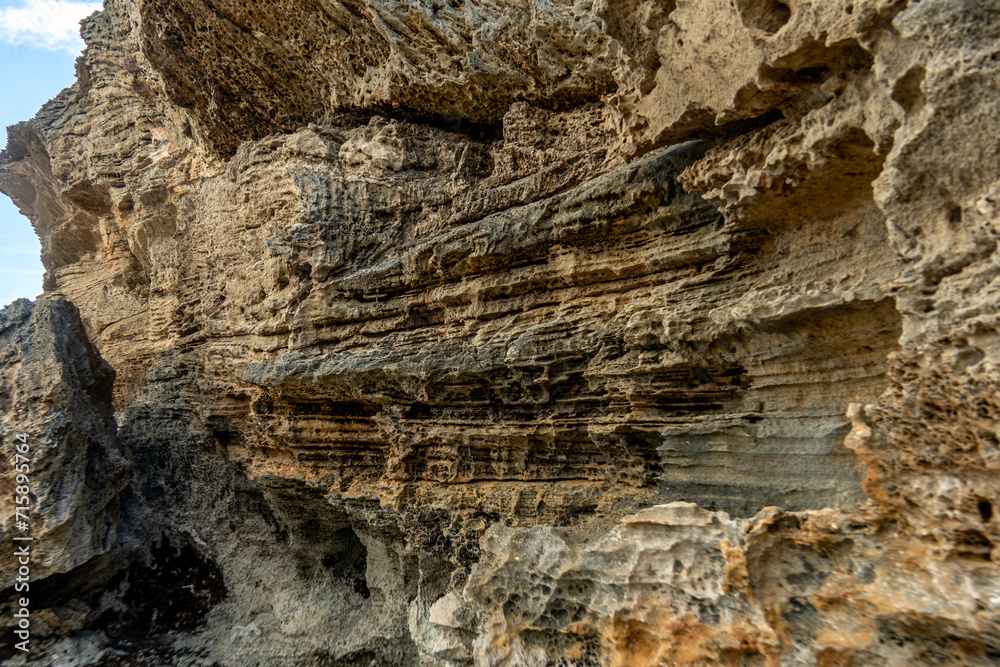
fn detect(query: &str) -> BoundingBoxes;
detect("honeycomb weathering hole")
[736,0,793,34]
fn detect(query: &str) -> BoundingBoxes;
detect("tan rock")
[1,0,999,664]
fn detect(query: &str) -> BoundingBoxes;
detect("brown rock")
[1,0,999,664]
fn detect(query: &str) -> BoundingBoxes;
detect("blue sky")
[0,0,102,306]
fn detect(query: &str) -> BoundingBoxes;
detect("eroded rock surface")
[0,299,123,579]
[0,299,127,661]
[1,0,998,664]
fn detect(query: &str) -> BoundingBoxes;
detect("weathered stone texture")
[0,299,124,580]
[0,299,128,658]
[1,0,999,664]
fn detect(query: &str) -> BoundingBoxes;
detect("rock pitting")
[1,0,999,665]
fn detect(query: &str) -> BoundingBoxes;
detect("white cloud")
[0,0,103,53]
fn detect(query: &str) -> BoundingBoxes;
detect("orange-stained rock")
[1,0,999,664]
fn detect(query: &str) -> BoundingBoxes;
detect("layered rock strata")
[0,0,998,664]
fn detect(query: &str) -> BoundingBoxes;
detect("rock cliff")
[1,0,999,665]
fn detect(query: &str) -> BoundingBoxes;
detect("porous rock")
[1,0,999,664]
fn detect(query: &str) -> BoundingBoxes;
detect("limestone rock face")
[0,299,128,657]
[0,299,124,580]
[1,0,999,664]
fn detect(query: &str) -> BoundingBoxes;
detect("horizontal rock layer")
[0,0,998,665]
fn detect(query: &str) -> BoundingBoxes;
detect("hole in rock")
[891,66,926,113]
[978,500,993,523]
[955,529,994,561]
[736,0,792,33]
[320,528,371,599]
[94,539,228,642]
